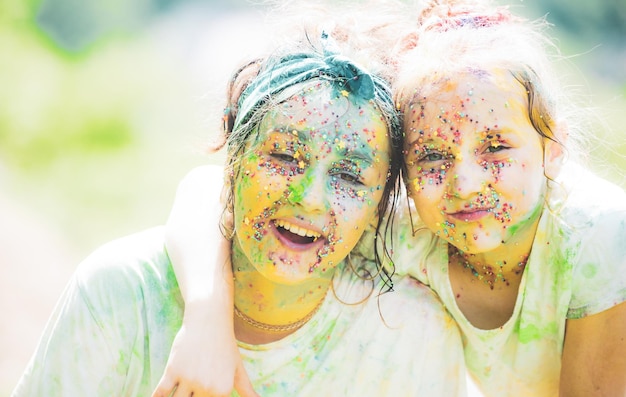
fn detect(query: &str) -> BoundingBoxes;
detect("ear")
[543,121,568,180]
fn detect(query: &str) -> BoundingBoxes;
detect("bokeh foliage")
[1,0,624,262]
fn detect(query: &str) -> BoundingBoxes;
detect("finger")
[233,359,260,397]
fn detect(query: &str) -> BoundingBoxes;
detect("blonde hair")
[394,2,589,163]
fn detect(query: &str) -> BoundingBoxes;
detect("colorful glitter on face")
[403,69,551,254]
[232,81,391,284]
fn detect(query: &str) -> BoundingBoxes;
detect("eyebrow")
[341,145,375,166]
[406,135,440,149]
[479,129,515,142]
[271,127,376,166]
[268,126,309,141]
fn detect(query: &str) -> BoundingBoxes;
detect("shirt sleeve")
[12,248,146,396]
[568,208,626,318]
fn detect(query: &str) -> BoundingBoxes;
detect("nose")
[448,159,489,200]
[287,171,328,213]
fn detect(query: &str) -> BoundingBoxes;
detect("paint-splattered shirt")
[12,227,467,396]
[393,163,626,396]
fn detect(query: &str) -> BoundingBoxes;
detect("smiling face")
[233,81,391,284]
[403,69,551,254]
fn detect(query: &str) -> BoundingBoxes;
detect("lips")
[448,208,492,222]
[272,219,325,249]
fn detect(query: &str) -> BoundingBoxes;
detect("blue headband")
[233,33,380,133]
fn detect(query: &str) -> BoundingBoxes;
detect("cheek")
[496,160,546,201]
[479,158,511,183]
[406,158,452,195]
[481,164,546,225]
[236,172,272,209]
[409,188,442,223]
[241,161,300,204]
[334,189,383,227]
[407,170,449,206]
[331,194,373,220]
[234,173,284,242]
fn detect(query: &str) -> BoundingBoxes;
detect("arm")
[559,197,626,397]
[560,301,626,396]
[152,165,258,397]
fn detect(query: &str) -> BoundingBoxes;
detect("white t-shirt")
[392,163,626,396]
[13,227,468,396]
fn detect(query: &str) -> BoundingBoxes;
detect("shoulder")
[175,164,225,193]
[390,198,441,282]
[545,164,626,253]
[556,164,626,224]
[332,256,453,330]
[554,165,626,317]
[323,263,466,394]
[72,227,176,309]
[556,165,626,253]
[375,275,466,392]
[12,227,180,396]
[378,275,456,334]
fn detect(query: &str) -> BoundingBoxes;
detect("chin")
[448,232,504,254]
[262,255,332,284]
[265,268,325,285]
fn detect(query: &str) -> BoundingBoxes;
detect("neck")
[231,239,332,340]
[450,244,529,289]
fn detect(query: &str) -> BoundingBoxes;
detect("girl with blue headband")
[12,31,467,396]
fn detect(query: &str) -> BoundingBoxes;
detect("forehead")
[258,82,389,150]
[411,68,528,124]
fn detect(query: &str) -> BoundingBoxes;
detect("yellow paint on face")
[233,82,391,285]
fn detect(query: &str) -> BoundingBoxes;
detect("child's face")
[234,82,391,284]
[403,69,548,254]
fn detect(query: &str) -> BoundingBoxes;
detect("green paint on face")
[287,182,306,204]
[506,198,543,238]
[287,173,315,205]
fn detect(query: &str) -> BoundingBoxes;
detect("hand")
[151,307,259,397]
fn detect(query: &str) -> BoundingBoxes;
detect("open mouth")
[273,220,322,245]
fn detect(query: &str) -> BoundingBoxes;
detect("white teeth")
[275,220,321,239]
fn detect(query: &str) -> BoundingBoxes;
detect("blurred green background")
[1,0,624,395]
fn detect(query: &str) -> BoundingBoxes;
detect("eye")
[336,172,362,184]
[418,150,446,162]
[485,143,508,153]
[271,152,297,163]
[330,161,364,185]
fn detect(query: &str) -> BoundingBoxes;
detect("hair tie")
[424,7,518,32]
[233,32,383,132]
[324,54,375,99]
[320,31,375,100]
